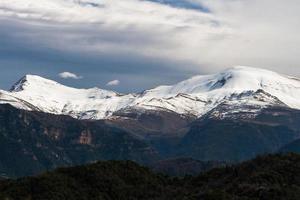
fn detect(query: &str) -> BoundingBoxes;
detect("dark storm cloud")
[0,18,200,92]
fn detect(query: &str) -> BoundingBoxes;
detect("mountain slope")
[4,75,136,119]
[1,66,300,120]
[2,103,300,177]
[1,154,300,200]
[176,106,300,161]
[280,140,300,154]
[0,104,158,178]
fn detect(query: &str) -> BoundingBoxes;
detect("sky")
[0,0,300,93]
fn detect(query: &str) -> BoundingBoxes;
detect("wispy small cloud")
[106,79,120,86]
[59,72,82,79]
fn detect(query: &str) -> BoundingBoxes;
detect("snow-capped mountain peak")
[1,66,300,120]
[5,74,125,119]
[9,74,57,92]
[10,74,118,98]
[146,66,299,95]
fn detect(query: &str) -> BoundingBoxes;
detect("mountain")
[2,66,300,177]
[1,153,300,200]
[0,104,158,178]
[176,107,300,162]
[176,106,300,161]
[2,102,300,178]
[1,66,300,121]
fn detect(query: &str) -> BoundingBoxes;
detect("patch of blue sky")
[145,0,210,12]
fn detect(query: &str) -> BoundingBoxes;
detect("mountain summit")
[9,75,62,92]
[1,66,299,119]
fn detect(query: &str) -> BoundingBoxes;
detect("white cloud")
[59,72,82,79]
[106,80,120,86]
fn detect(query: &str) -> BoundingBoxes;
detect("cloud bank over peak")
[0,0,230,71]
[0,0,300,92]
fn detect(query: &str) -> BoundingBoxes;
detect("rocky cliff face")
[0,104,158,178]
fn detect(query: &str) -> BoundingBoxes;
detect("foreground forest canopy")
[1,153,300,200]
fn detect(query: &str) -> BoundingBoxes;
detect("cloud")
[59,72,82,79]
[1,0,300,92]
[106,79,120,86]
[0,0,224,71]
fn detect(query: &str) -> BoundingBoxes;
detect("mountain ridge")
[1,66,300,120]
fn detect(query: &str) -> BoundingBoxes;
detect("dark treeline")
[1,153,300,200]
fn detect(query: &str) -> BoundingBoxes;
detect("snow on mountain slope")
[1,66,300,120]
[136,66,300,116]
[142,66,300,102]
[0,90,39,111]
[6,75,137,119]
